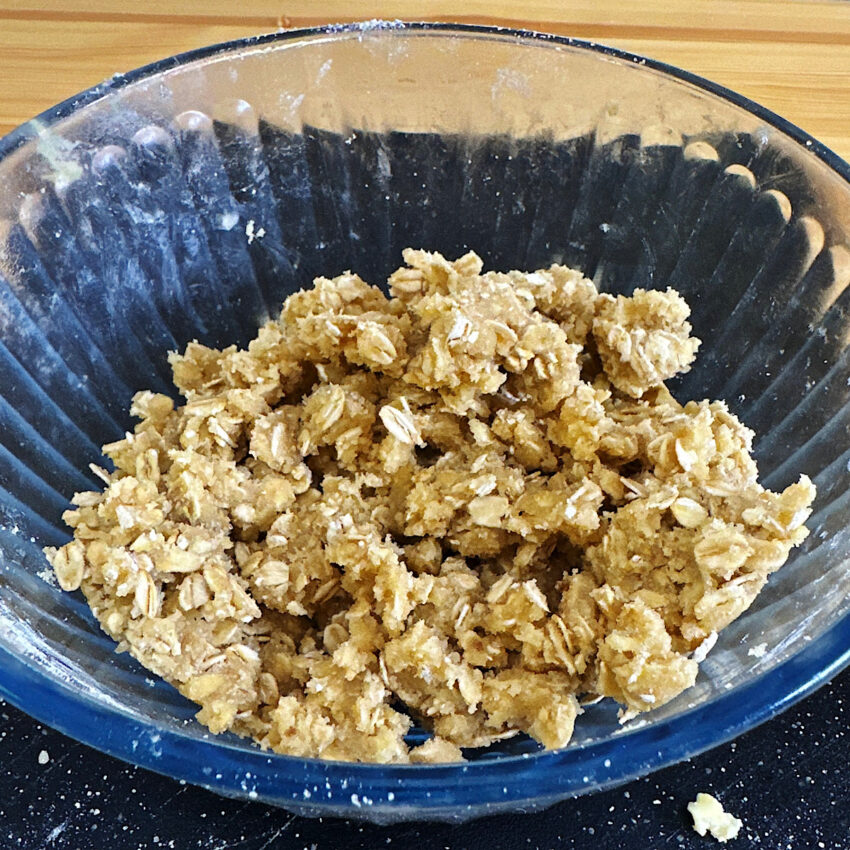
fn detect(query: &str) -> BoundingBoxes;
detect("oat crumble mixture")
[46,249,816,763]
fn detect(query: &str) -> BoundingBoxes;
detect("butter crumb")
[688,792,742,842]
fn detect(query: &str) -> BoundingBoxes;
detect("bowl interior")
[2,23,850,820]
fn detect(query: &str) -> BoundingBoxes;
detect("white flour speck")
[44,818,69,844]
[245,220,266,245]
[748,642,768,658]
[218,211,239,231]
[38,749,49,765]
[36,569,58,587]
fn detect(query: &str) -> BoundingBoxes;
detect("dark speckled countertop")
[2,667,848,849]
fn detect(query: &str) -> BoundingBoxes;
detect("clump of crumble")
[45,250,815,763]
[688,792,743,842]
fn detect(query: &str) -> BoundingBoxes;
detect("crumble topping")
[46,250,814,763]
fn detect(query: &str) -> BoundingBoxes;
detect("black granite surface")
[1,666,848,850]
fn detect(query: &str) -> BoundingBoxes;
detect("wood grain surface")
[1,0,849,160]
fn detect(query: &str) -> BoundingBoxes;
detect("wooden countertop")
[2,0,849,161]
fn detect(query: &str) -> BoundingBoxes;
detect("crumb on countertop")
[688,792,743,842]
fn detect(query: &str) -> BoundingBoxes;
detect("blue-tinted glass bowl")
[2,22,850,823]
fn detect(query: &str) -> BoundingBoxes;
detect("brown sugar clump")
[46,250,815,763]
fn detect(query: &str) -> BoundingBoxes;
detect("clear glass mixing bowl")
[1,22,850,823]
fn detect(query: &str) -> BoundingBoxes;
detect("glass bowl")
[2,22,850,824]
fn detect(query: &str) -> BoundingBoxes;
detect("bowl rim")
[2,20,850,817]
[4,19,850,184]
